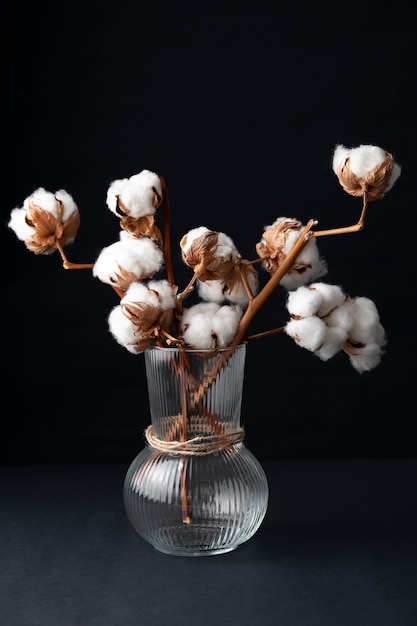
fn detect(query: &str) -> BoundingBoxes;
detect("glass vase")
[123,343,269,556]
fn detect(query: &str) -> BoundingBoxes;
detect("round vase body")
[123,344,269,556]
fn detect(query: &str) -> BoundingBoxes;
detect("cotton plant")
[8,187,81,257]
[8,143,401,372]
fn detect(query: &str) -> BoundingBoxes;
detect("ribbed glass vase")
[123,343,269,557]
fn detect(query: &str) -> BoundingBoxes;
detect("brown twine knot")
[145,425,245,456]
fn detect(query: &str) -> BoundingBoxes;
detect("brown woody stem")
[161,178,176,288]
[160,328,184,346]
[247,326,285,341]
[239,264,256,302]
[178,348,192,524]
[312,194,368,238]
[56,241,94,270]
[111,285,125,299]
[177,273,198,300]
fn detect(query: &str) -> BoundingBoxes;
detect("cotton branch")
[312,194,368,238]
[56,240,94,270]
[247,326,285,341]
[161,178,176,289]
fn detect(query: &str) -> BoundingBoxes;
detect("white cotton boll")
[285,316,327,352]
[256,216,326,289]
[17,187,78,221]
[119,170,162,217]
[9,187,79,244]
[348,342,384,373]
[214,231,240,260]
[197,279,226,303]
[106,170,162,218]
[29,187,78,219]
[19,186,77,216]
[181,302,222,349]
[106,178,129,213]
[333,144,401,192]
[181,301,220,322]
[147,279,176,310]
[122,281,159,307]
[286,286,323,318]
[316,326,349,361]
[348,145,388,178]
[197,269,258,306]
[24,187,58,215]
[211,305,243,347]
[332,145,350,172]
[8,207,33,240]
[180,226,210,253]
[355,318,386,347]
[280,231,327,290]
[107,305,140,354]
[181,302,241,349]
[348,297,385,345]
[281,225,323,261]
[280,258,328,290]
[333,144,388,177]
[92,237,164,287]
[324,300,355,334]
[333,144,401,200]
[226,269,258,305]
[54,189,79,221]
[182,321,213,349]
[308,283,346,317]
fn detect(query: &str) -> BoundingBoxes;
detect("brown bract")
[121,296,175,352]
[335,152,394,201]
[223,263,258,297]
[24,201,80,254]
[255,218,304,276]
[119,214,163,246]
[107,263,150,292]
[124,331,155,353]
[343,339,366,355]
[180,230,238,281]
[122,300,162,332]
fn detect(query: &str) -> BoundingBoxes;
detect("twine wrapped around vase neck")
[145,425,245,456]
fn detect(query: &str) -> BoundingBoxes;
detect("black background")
[2,0,416,465]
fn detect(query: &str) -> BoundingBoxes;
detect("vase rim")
[147,342,247,354]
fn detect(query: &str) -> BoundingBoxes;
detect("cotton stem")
[178,349,192,524]
[160,328,184,346]
[161,178,176,288]
[312,194,368,238]
[56,241,94,270]
[247,326,285,341]
[177,273,198,300]
[239,263,256,302]
[111,285,125,299]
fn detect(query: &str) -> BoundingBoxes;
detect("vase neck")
[144,344,246,441]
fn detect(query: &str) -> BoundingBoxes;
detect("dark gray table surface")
[1,458,416,626]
